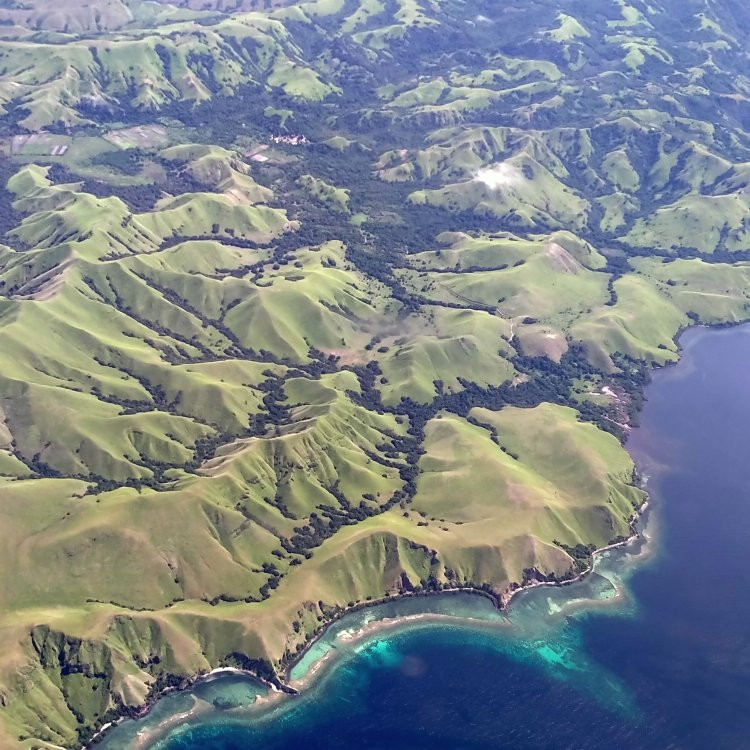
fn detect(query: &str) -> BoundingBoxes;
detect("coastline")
[88,668,289,746]
[91,323,737,750]
[279,477,653,687]
[499,499,650,610]
[89,589,505,747]
[91,321,750,750]
[91,492,652,749]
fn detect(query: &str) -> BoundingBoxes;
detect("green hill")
[1,0,750,746]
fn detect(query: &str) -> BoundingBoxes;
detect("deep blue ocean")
[103,324,750,750]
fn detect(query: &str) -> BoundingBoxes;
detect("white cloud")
[474,162,523,190]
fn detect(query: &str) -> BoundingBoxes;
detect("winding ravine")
[101,323,750,750]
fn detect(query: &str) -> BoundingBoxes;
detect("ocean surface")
[102,324,750,750]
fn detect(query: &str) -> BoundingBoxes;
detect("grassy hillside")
[1,0,750,746]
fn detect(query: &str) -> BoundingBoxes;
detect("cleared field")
[104,125,169,150]
[9,133,70,156]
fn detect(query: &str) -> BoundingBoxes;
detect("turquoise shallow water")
[101,324,750,750]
